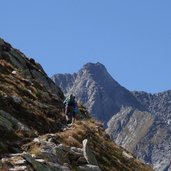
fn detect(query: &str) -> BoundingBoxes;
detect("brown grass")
[56,119,153,171]
[0,167,10,171]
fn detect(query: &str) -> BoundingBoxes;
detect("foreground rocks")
[1,121,153,171]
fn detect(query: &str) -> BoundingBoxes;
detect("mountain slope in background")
[52,62,171,171]
[0,38,152,171]
[52,62,141,125]
[106,91,171,171]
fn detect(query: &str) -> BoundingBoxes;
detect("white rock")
[122,151,134,159]
[12,70,17,75]
[9,166,27,171]
[33,138,40,143]
[35,159,45,163]
[14,159,25,165]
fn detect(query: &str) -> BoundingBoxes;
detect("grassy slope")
[57,119,153,171]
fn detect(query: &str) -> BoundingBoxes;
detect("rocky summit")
[0,38,152,171]
[52,62,171,171]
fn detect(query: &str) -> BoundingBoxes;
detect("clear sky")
[1,1,171,93]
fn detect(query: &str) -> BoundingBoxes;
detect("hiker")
[72,96,78,123]
[63,94,77,124]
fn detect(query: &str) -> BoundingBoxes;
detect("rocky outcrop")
[82,139,99,167]
[0,38,63,97]
[0,121,152,171]
[0,120,153,171]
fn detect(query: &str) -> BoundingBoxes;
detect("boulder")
[82,139,98,165]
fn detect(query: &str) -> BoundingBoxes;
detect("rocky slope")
[106,87,171,171]
[0,38,152,171]
[106,91,171,171]
[52,62,171,171]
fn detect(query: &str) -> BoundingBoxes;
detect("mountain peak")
[82,62,107,73]
[83,62,105,68]
[53,62,140,125]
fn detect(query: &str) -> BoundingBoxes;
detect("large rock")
[0,110,31,133]
[82,139,98,166]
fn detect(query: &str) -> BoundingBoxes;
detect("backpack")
[64,95,75,106]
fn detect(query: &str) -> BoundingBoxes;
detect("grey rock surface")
[0,38,63,97]
[106,92,171,171]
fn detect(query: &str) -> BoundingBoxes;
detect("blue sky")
[1,1,171,93]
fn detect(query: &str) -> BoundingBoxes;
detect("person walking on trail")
[72,96,78,123]
[63,94,77,124]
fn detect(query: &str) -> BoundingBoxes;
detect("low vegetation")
[57,119,152,171]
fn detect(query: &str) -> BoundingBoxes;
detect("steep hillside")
[0,38,65,154]
[0,39,152,171]
[106,104,171,171]
[106,90,171,171]
[106,107,154,151]
[52,62,140,125]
